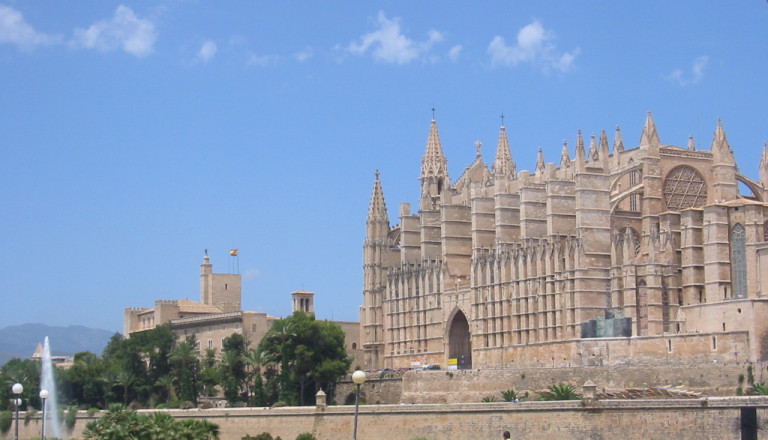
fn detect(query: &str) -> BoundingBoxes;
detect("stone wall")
[334,362,768,405]
[12,396,768,440]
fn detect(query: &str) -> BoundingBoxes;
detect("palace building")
[361,113,768,370]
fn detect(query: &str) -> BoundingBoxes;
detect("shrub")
[24,408,38,425]
[65,406,78,429]
[0,411,12,434]
[501,389,521,402]
[295,433,316,440]
[481,395,498,402]
[537,383,581,401]
[87,407,99,417]
[750,383,768,395]
[242,433,282,440]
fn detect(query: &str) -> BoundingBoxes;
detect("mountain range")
[0,323,117,365]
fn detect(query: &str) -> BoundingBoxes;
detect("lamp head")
[12,383,23,395]
[39,389,49,399]
[352,370,367,385]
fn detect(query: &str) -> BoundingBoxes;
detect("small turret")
[711,118,735,166]
[599,130,610,170]
[560,140,571,169]
[688,134,696,151]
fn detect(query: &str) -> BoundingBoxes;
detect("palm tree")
[170,340,199,405]
[115,371,135,405]
[155,374,177,406]
[537,383,581,401]
[264,319,296,403]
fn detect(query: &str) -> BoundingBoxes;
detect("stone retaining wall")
[11,396,768,440]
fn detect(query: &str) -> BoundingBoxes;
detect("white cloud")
[0,5,60,49]
[294,46,313,62]
[448,45,462,62]
[346,11,444,64]
[488,20,579,73]
[72,5,157,57]
[247,51,279,66]
[197,40,217,62]
[665,56,709,86]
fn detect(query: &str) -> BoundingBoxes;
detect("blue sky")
[1,1,767,334]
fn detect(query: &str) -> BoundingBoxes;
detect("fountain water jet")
[41,337,64,439]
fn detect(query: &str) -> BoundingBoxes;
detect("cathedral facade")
[361,113,768,370]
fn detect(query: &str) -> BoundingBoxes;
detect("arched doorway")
[448,310,472,369]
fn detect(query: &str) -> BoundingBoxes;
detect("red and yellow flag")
[229,249,238,257]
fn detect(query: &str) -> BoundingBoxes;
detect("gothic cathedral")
[361,113,768,370]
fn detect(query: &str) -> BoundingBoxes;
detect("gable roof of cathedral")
[420,119,449,182]
[493,125,516,178]
[367,170,388,223]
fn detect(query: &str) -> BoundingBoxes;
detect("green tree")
[63,351,105,408]
[219,333,248,404]
[257,312,351,406]
[170,336,200,405]
[83,404,219,440]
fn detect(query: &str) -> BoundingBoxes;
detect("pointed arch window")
[731,223,748,299]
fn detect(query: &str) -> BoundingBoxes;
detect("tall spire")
[420,118,449,182]
[639,111,660,149]
[367,170,388,223]
[687,134,696,151]
[613,125,624,153]
[493,124,516,178]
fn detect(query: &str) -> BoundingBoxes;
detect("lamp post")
[39,389,49,440]
[12,383,23,440]
[351,370,367,440]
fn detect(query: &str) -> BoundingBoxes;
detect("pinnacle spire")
[710,118,734,165]
[367,170,389,223]
[613,125,624,153]
[560,140,571,169]
[639,111,660,148]
[420,119,449,182]
[688,134,696,151]
[493,124,516,178]
[589,133,598,162]
[535,147,545,175]
[575,129,586,171]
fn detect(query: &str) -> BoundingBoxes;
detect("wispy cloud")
[488,20,579,73]
[72,5,157,57]
[247,51,280,66]
[0,5,61,49]
[448,45,462,63]
[346,11,444,64]
[294,46,313,62]
[197,40,217,62]
[664,56,709,86]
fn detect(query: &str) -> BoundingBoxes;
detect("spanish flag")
[229,249,238,257]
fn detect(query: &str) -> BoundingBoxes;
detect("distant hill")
[0,323,117,365]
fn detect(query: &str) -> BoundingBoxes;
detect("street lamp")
[351,370,367,440]
[12,383,23,440]
[39,389,49,440]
